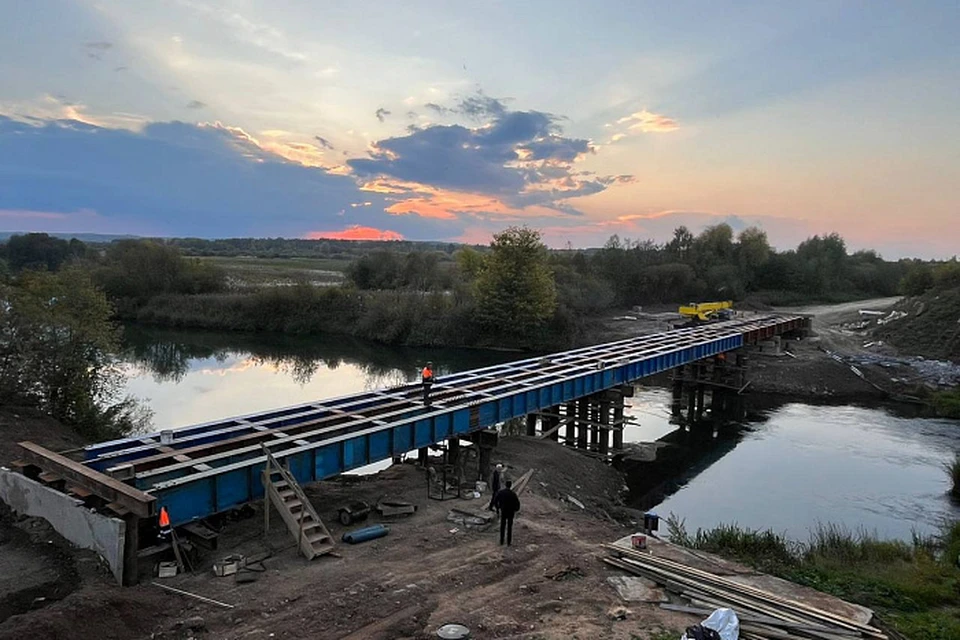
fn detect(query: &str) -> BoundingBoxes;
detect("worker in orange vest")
[158,506,172,541]
[421,361,435,405]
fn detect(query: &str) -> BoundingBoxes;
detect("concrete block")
[0,469,126,584]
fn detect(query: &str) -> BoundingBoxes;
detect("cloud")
[305,225,403,241]
[456,92,508,118]
[615,109,679,133]
[175,0,306,63]
[114,66,128,72]
[424,102,450,115]
[314,135,334,150]
[186,100,207,109]
[85,41,113,50]
[375,107,391,122]
[0,115,458,239]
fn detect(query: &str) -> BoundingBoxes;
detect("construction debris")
[151,581,235,609]
[602,543,887,640]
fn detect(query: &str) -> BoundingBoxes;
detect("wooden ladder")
[261,446,335,560]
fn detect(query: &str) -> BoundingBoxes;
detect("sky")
[0,1,957,258]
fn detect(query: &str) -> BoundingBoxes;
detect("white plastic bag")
[680,608,739,640]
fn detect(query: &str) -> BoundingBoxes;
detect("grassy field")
[198,255,349,287]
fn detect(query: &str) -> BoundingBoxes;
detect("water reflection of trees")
[120,325,511,387]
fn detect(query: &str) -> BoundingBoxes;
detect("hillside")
[874,286,960,362]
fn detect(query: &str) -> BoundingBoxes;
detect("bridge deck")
[72,314,806,525]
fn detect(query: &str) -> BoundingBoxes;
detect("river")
[119,326,960,542]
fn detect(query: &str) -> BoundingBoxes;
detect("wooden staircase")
[261,446,335,559]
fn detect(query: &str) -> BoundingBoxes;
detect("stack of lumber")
[602,544,887,640]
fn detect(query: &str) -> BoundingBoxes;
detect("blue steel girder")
[80,314,807,525]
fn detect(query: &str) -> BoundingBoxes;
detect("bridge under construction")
[8,313,808,583]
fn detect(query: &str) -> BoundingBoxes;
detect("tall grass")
[946,453,960,500]
[931,388,960,419]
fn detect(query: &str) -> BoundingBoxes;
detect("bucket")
[631,534,647,550]
[643,512,659,533]
[160,430,174,445]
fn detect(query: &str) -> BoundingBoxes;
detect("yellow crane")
[678,301,734,322]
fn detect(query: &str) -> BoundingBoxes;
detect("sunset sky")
[1,1,957,258]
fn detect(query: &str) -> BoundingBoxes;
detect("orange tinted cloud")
[615,109,679,133]
[305,225,403,241]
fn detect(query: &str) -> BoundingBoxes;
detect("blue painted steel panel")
[160,482,214,524]
[370,431,390,460]
[215,469,249,512]
[452,410,470,434]
[414,419,433,447]
[316,444,342,478]
[343,437,367,470]
[435,413,453,439]
[395,424,413,451]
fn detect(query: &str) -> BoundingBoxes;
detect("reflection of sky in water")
[653,403,960,541]
[121,338,960,542]
[123,354,414,430]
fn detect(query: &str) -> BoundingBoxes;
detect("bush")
[93,239,227,301]
[945,454,960,500]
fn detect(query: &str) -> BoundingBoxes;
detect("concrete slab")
[0,469,126,584]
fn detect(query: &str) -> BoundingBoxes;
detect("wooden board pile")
[602,544,888,640]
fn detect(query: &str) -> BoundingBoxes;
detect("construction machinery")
[678,301,734,323]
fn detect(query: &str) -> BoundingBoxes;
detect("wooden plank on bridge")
[17,441,157,518]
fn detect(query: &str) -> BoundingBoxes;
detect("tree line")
[0,227,954,437]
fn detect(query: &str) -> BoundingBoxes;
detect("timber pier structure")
[6,313,808,583]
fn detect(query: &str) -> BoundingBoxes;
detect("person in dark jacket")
[492,480,521,546]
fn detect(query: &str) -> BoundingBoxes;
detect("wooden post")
[525,413,537,437]
[598,400,610,455]
[122,514,140,586]
[564,402,577,445]
[612,392,625,450]
[418,447,429,466]
[478,446,491,482]
[447,438,460,466]
[671,367,684,416]
[695,363,706,422]
[263,456,271,536]
[577,398,589,449]
[589,397,600,450]
[547,406,560,442]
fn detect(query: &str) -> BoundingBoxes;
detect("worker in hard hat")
[421,361,435,405]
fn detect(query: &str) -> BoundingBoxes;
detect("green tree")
[0,268,148,438]
[736,227,771,288]
[454,247,486,280]
[900,263,934,296]
[666,226,695,262]
[475,227,557,341]
[5,233,86,272]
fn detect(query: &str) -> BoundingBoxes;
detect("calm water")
[120,327,960,540]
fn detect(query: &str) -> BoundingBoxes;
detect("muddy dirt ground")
[0,434,704,640]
